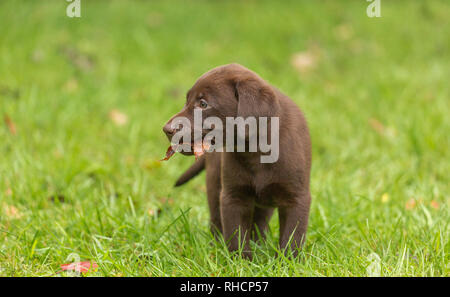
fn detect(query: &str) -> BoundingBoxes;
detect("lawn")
[0,0,448,276]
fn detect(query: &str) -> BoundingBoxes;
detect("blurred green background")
[0,0,448,276]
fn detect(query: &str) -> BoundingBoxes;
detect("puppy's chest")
[254,179,295,207]
[222,155,297,207]
[226,172,294,208]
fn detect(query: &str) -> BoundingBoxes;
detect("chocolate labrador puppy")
[163,63,311,258]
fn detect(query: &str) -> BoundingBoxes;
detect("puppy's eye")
[199,99,208,109]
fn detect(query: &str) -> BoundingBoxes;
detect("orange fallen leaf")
[369,118,397,138]
[291,52,318,74]
[430,200,440,210]
[61,261,98,273]
[291,44,321,75]
[4,204,22,219]
[369,118,385,135]
[109,109,128,126]
[4,115,17,135]
[405,198,416,210]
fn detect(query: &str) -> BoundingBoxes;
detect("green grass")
[0,0,449,276]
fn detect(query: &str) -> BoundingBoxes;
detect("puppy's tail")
[174,156,206,187]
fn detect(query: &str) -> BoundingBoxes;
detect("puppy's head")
[162,63,279,154]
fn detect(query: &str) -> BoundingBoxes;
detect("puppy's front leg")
[278,193,311,257]
[220,190,254,258]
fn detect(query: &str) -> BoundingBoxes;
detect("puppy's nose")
[163,124,175,137]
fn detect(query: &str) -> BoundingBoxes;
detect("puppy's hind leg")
[278,192,311,258]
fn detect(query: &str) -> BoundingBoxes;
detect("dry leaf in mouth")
[193,142,211,160]
[160,142,211,161]
[160,145,176,161]
[193,142,204,160]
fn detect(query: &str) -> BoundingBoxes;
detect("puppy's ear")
[234,78,279,118]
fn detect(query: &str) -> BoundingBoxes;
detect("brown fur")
[163,64,311,258]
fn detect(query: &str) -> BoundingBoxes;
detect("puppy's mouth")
[176,142,195,156]
[161,140,212,161]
